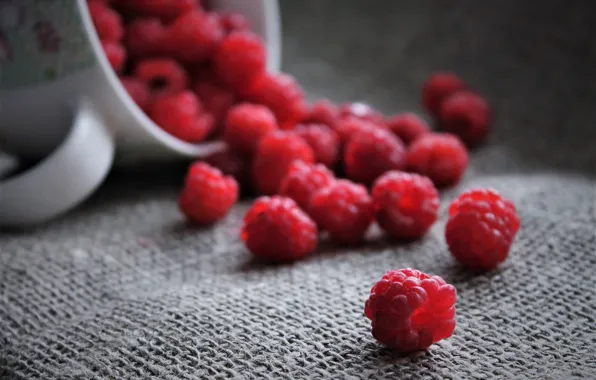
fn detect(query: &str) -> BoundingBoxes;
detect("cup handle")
[0,100,114,227]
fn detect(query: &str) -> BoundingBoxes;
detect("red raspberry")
[241,196,318,262]
[372,171,439,239]
[134,58,189,96]
[178,162,239,225]
[101,40,126,73]
[421,72,467,118]
[251,131,315,195]
[335,117,379,146]
[406,133,469,188]
[194,81,236,125]
[339,102,386,126]
[124,19,166,59]
[149,91,214,142]
[439,91,492,147]
[165,11,224,63]
[243,73,307,125]
[120,0,197,22]
[223,103,278,157]
[88,1,123,42]
[214,31,266,89]
[309,180,374,244]
[219,12,251,34]
[120,77,151,112]
[344,127,407,185]
[203,147,250,189]
[446,188,520,271]
[293,123,340,168]
[278,161,336,211]
[301,99,340,129]
[386,113,430,145]
[365,268,457,353]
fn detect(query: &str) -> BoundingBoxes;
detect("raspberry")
[243,73,307,125]
[278,161,336,211]
[339,102,386,126]
[439,91,491,147]
[119,0,197,22]
[251,131,315,195]
[88,1,124,42]
[223,103,278,157]
[421,72,467,118]
[214,31,266,89]
[120,77,151,111]
[293,123,340,168]
[309,180,374,244]
[124,19,165,59]
[178,162,239,225]
[134,58,189,96]
[165,11,224,63]
[301,99,340,130]
[101,40,126,73]
[194,81,236,125]
[371,171,439,239]
[203,147,250,189]
[365,269,457,353]
[149,91,214,142]
[335,117,379,146]
[219,12,251,34]
[344,127,407,185]
[386,113,430,145]
[446,188,520,271]
[241,196,318,262]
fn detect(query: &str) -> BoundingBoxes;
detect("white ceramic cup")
[0,0,281,227]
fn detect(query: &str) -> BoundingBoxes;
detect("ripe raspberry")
[120,77,151,111]
[439,91,492,147]
[149,91,214,142]
[243,73,307,125]
[446,188,520,271]
[344,128,407,185]
[214,31,266,89]
[223,103,278,156]
[120,0,197,22]
[203,147,250,189]
[251,131,315,195]
[335,117,380,146]
[178,162,238,225]
[88,1,123,42]
[406,133,469,188]
[241,196,318,262]
[293,123,340,168]
[194,81,236,125]
[301,99,340,130]
[124,19,166,59]
[134,58,189,96]
[219,12,251,34]
[279,161,336,211]
[365,268,457,353]
[372,171,439,239]
[339,102,386,126]
[165,11,224,63]
[421,72,467,118]
[386,113,430,145]
[101,40,126,73]
[309,180,374,244]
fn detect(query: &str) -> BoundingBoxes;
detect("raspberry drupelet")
[241,196,318,262]
[134,58,189,96]
[213,31,267,89]
[365,268,457,353]
[421,72,467,118]
[372,171,439,240]
[301,100,340,130]
[446,188,520,271]
[293,123,340,168]
[165,10,224,63]
[386,113,430,145]
[335,117,380,146]
[278,161,336,211]
[223,103,278,157]
[439,91,492,147]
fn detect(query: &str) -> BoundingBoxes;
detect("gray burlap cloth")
[1,1,596,379]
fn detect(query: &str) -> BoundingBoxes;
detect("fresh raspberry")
[241,196,318,262]
[365,268,457,353]
[301,99,340,130]
[120,77,151,112]
[309,180,374,244]
[119,0,197,22]
[386,113,430,145]
[101,40,126,73]
[293,124,340,168]
[251,131,315,195]
[344,128,407,185]
[339,102,386,126]
[243,73,307,125]
[88,1,124,42]
[194,81,236,125]
[371,171,439,239]
[178,162,239,225]
[446,188,520,271]
[223,103,278,156]
[219,12,251,34]
[165,11,224,63]
[149,91,214,142]
[335,117,380,146]
[134,58,189,96]
[406,133,469,188]
[214,31,266,89]
[421,72,467,118]
[278,161,336,211]
[439,91,492,147]
[124,19,166,59]
[203,147,250,189]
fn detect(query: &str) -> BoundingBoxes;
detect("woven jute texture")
[1,1,596,379]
